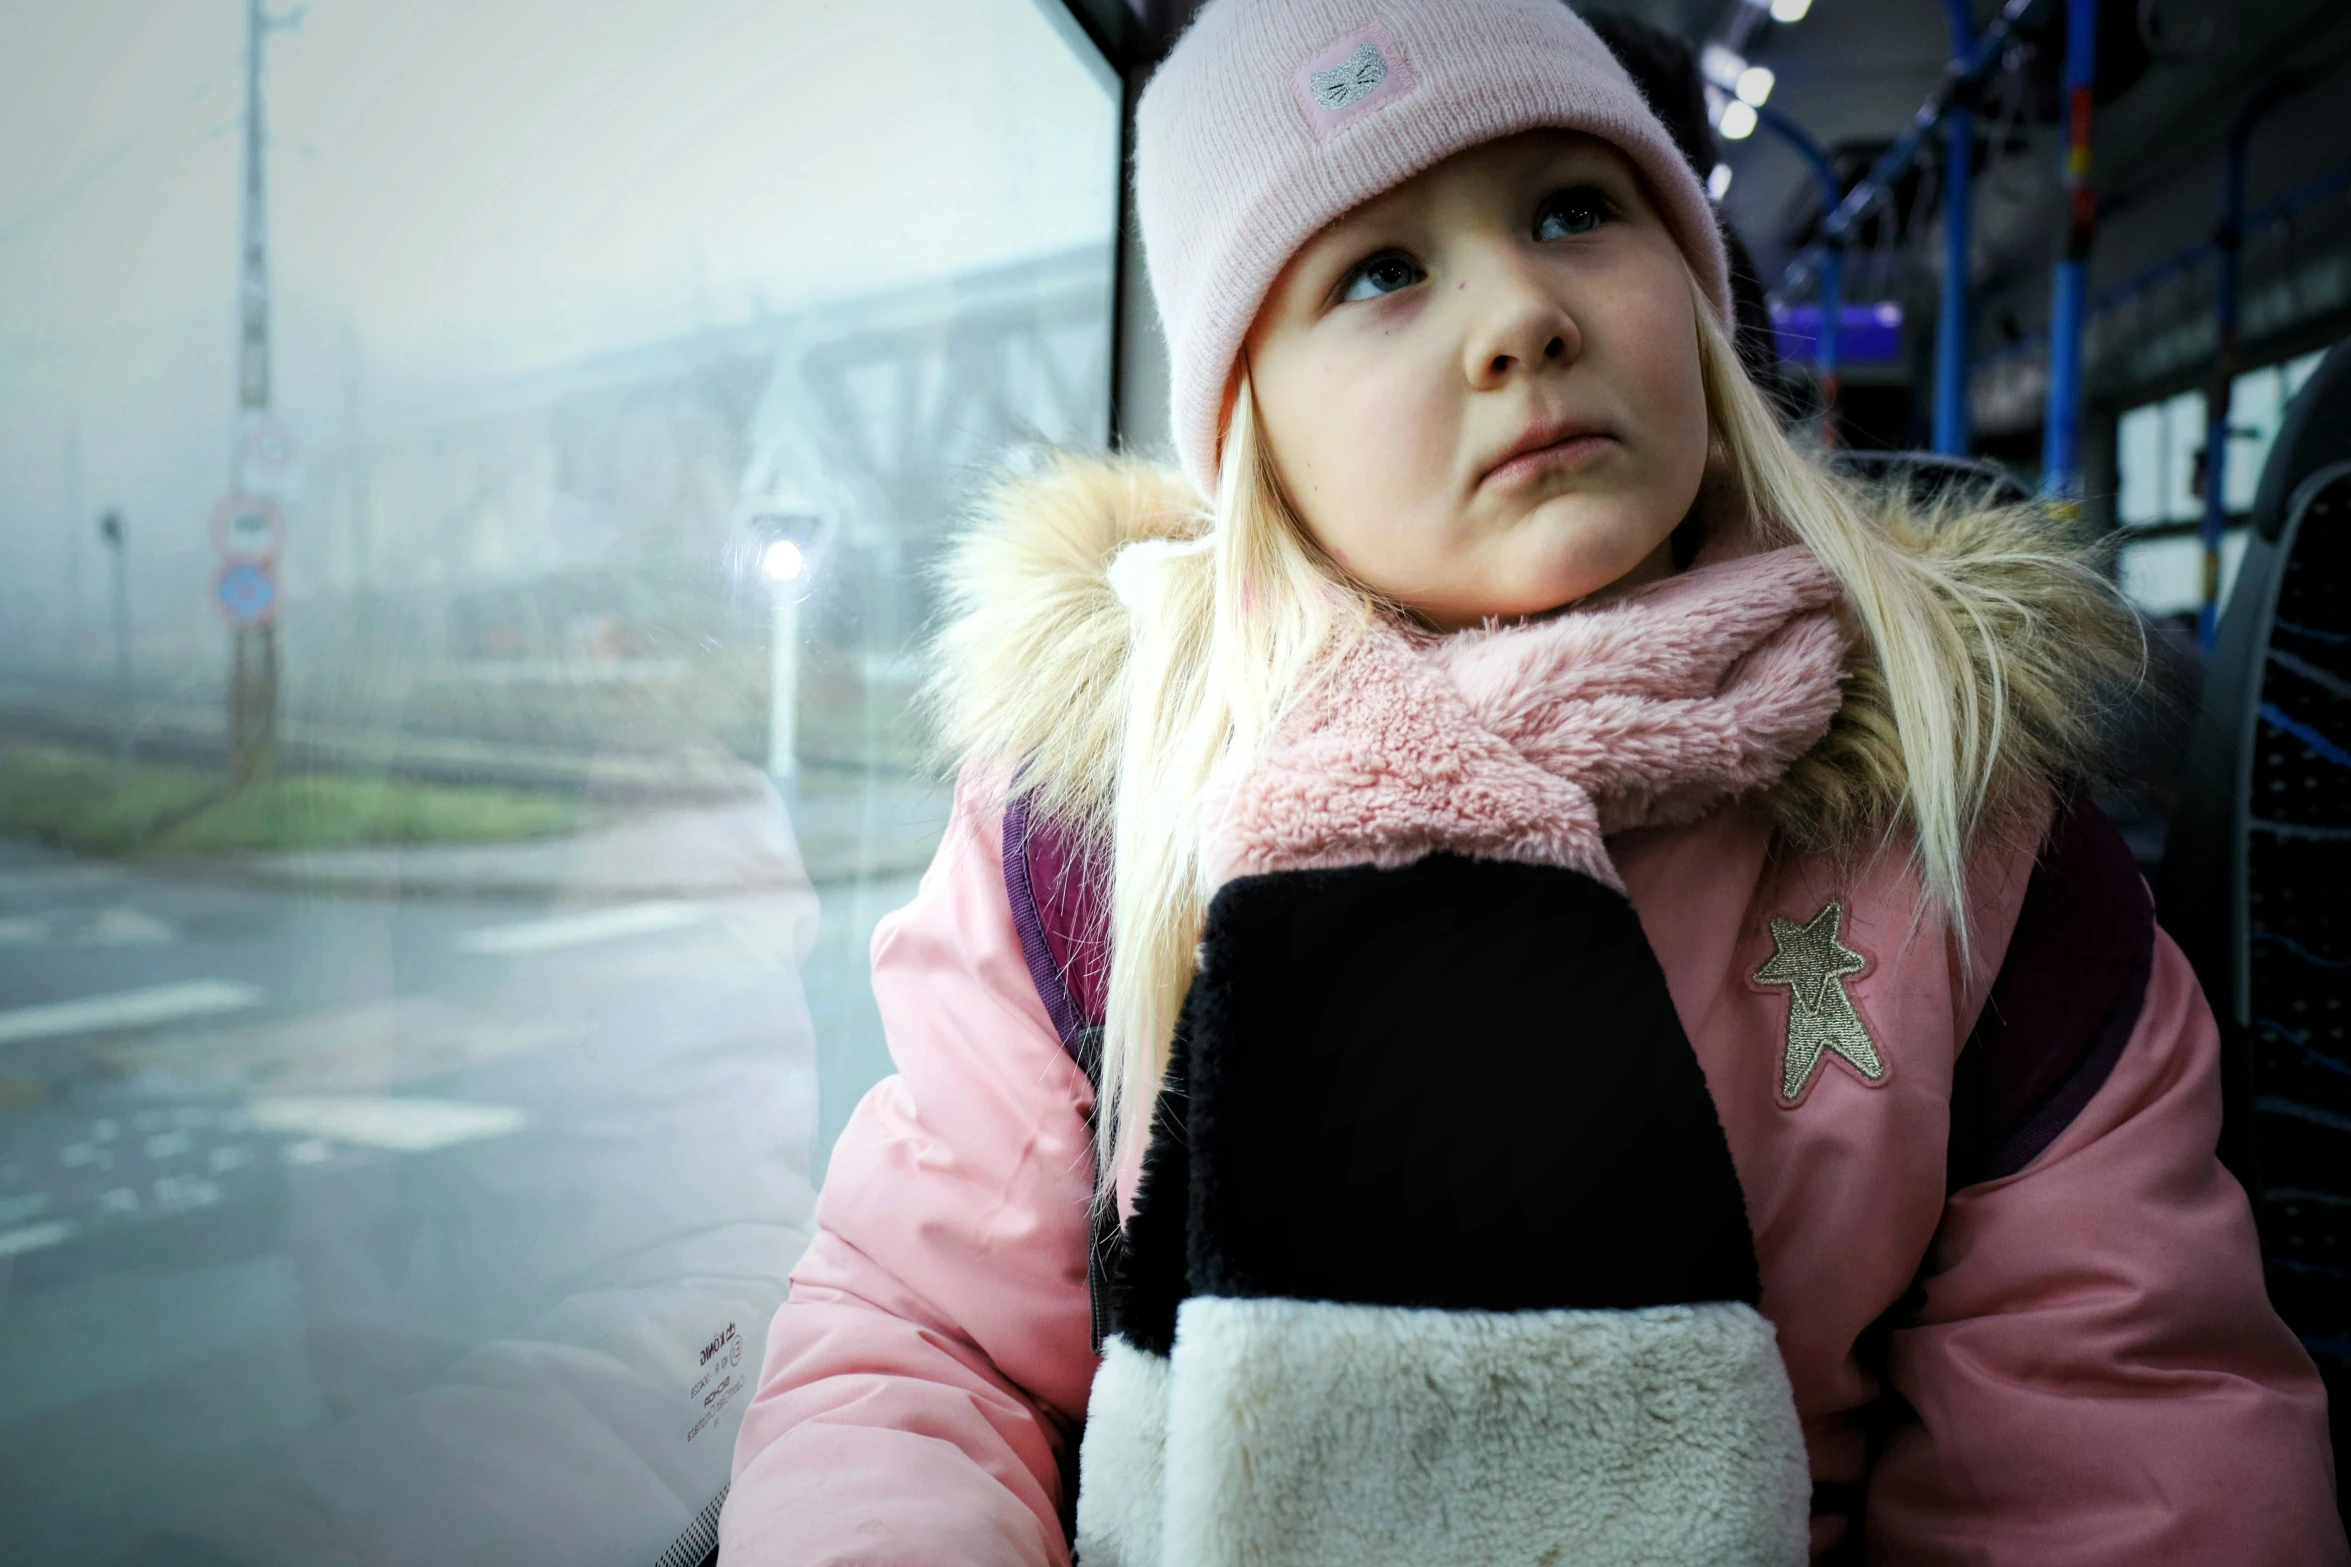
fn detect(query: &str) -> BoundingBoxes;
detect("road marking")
[0,1192,51,1225]
[0,980,265,1046]
[458,901,704,956]
[151,1174,223,1211]
[244,1095,526,1152]
[0,908,176,947]
[88,909,177,945]
[0,1220,74,1258]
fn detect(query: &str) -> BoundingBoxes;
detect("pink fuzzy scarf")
[1208,546,1849,889]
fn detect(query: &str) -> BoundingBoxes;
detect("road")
[0,801,924,1567]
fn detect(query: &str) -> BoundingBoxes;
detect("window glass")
[2117,528,2250,618]
[2117,402,2165,526]
[2285,347,2326,398]
[0,4,1117,1564]
[2159,389,2207,523]
[2113,355,2327,539]
[2225,366,2284,516]
[2114,389,2208,530]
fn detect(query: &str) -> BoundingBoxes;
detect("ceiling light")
[1709,163,1735,200]
[1700,44,1747,90]
[1770,0,1813,20]
[1718,99,1759,140]
[1735,65,1776,106]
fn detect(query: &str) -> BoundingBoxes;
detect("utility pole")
[100,510,132,767]
[228,0,301,783]
[62,423,83,669]
[341,324,369,591]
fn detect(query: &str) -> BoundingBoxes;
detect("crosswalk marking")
[457,901,704,956]
[0,908,178,948]
[244,1095,526,1152]
[0,980,265,1046]
[0,1220,75,1258]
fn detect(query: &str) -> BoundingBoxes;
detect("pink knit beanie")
[1136,0,1733,494]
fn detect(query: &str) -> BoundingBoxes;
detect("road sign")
[214,560,279,627]
[211,493,286,562]
[237,412,303,498]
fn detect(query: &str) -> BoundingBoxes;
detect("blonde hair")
[1021,268,2138,1193]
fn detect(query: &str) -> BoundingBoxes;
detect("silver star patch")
[1753,901,1883,1103]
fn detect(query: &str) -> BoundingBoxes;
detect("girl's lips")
[1481,431,1617,489]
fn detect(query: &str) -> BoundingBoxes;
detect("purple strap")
[1964,796,2157,1183]
[1002,796,1106,1072]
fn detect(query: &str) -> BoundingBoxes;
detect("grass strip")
[0,744,581,856]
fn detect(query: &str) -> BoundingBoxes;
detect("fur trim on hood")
[926,454,2139,852]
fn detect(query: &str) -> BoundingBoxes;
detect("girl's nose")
[1462,259,1584,390]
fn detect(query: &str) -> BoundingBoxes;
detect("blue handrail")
[1753,103,1845,439]
[1970,158,2351,375]
[2039,0,2099,503]
[1776,0,2059,300]
[1933,0,1978,457]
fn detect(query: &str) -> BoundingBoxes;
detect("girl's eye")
[1336,251,1425,303]
[1535,187,1614,241]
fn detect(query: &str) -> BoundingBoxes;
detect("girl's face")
[1242,130,1712,630]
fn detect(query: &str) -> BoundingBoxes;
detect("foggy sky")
[0,0,1118,640]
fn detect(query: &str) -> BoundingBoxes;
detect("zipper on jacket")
[1087,1198,1113,1356]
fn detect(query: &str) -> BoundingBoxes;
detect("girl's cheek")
[1357,357,1457,488]
[1298,381,1449,585]
[1589,265,1707,467]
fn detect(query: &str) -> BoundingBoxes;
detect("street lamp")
[739,509,830,790]
[99,509,133,766]
[761,539,806,584]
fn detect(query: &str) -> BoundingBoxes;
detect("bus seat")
[2157,334,2351,1496]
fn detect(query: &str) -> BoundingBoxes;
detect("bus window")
[0,3,1118,1563]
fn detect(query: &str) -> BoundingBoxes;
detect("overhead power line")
[0,51,242,249]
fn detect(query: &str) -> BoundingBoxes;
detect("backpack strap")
[1829,793,2157,1562]
[1946,793,2157,1190]
[1002,794,1107,1068]
[1002,797,1118,1357]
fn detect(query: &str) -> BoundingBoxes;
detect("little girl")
[721,1,2345,1562]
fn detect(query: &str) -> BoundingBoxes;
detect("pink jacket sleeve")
[721,783,1099,1566]
[1867,926,2346,1564]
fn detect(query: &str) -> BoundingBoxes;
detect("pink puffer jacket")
[723,768,2343,1565]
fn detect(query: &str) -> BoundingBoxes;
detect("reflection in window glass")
[0,4,1117,1564]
